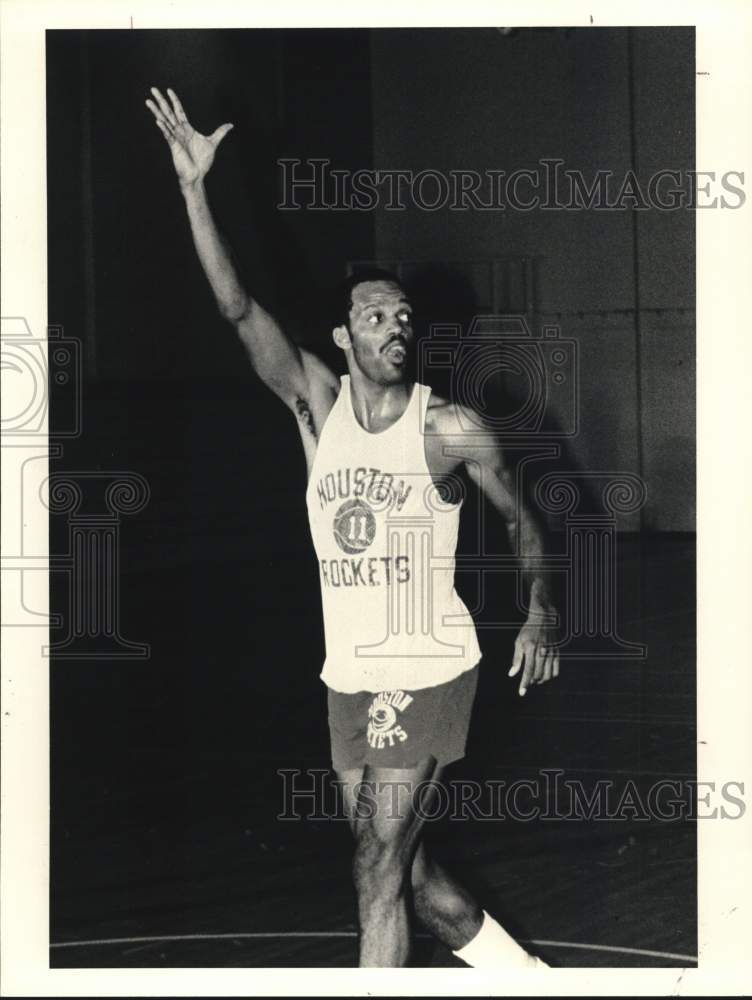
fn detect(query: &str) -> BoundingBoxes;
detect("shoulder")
[423,389,505,474]
[424,391,492,439]
[300,347,341,396]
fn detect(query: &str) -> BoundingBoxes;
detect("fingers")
[145,99,176,144]
[166,87,188,123]
[150,86,177,126]
[509,636,532,696]
[533,643,548,684]
[536,646,550,684]
[544,649,554,682]
[209,123,234,147]
[153,117,173,143]
[538,644,561,684]
[519,651,535,697]
[511,626,561,696]
[145,97,173,132]
[508,639,523,679]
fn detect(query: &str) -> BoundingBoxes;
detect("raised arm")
[145,87,337,417]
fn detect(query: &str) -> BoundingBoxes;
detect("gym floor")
[50,495,696,968]
[40,21,697,977]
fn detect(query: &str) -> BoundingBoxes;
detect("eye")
[398,311,412,323]
[368,312,382,325]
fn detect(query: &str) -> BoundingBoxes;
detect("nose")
[386,330,409,347]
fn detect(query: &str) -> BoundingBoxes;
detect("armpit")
[294,395,317,440]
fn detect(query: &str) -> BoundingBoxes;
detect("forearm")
[468,453,555,614]
[507,506,555,614]
[179,177,306,400]
[180,179,250,321]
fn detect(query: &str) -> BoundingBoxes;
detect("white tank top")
[305,374,482,693]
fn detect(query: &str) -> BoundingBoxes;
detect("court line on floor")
[49,933,697,962]
[528,940,696,962]
[521,715,694,726]
[480,764,696,777]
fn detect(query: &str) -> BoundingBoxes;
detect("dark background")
[47,27,696,966]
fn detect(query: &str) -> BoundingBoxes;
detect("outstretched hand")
[145,86,233,187]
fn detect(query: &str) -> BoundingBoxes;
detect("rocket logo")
[367,690,415,749]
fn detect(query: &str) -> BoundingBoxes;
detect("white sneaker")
[528,955,550,969]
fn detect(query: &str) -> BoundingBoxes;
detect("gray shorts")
[327,665,479,772]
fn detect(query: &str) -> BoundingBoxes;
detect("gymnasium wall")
[47,27,695,559]
[47,28,376,381]
[370,27,695,531]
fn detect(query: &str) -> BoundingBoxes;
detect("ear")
[332,324,352,351]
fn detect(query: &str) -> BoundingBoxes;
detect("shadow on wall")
[406,263,600,530]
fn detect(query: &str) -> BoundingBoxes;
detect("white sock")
[452,910,547,969]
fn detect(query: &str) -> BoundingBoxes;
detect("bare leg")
[411,841,483,950]
[337,767,483,964]
[356,758,440,966]
[334,767,365,828]
[334,766,541,967]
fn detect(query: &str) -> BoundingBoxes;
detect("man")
[146,86,560,969]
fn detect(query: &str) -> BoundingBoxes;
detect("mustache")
[382,335,409,352]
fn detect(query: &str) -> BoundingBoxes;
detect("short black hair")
[333,267,406,329]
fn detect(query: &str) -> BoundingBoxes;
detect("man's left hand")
[508,611,560,697]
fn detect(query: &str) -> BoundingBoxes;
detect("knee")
[411,854,475,922]
[411,849,432,893]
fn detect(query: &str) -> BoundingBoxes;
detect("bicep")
[235,300,308,403]
[441,408,517,520]
[235,303,337,410]
[235,303,338,454]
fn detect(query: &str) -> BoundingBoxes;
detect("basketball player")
[146,87,560,969]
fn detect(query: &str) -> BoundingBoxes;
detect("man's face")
[337,280,414,385]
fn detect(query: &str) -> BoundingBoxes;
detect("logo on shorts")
[367,690,414,749]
